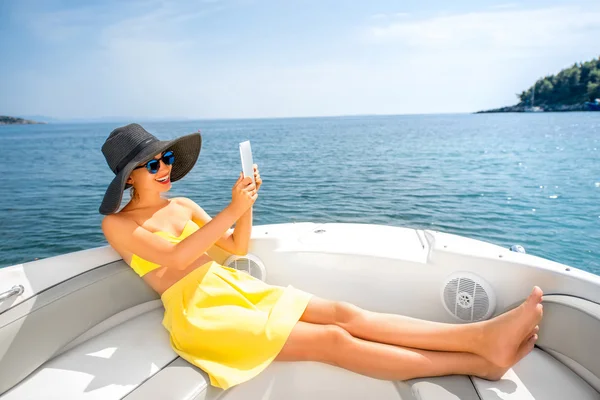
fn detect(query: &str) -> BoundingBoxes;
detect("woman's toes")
[527,286,544,305]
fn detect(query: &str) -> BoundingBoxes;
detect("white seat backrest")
[537,295,600,392]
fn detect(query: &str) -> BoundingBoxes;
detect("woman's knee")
[333,301,366,328]
[278,323,353,363]
[320,325,354,363]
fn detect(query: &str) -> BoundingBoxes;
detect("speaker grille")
[224,254,266,281]
[442,273,495,322]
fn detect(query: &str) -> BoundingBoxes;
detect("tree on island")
[518,56,600,107]
[0,116,45,125]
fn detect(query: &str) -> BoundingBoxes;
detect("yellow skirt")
[160,261,313,390]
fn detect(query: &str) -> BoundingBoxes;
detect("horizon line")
[10,111,480,124]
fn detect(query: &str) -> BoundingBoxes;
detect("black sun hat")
[99,123,201,215]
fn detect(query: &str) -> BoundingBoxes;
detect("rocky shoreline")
[475,103,590,113]
[0,116,46,125]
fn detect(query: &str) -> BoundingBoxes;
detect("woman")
[99,123,543,390]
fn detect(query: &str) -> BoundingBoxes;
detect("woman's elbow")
[233,246,249,256]
[170,248,188,270]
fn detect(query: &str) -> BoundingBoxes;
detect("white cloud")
[369,12,409,20]
[489,3,519,10]
[367,6,600,52]
[353,5,600,113]
[22,0,223,45]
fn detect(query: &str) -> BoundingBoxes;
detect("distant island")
[0,116,46,125]
[477,55,600,113]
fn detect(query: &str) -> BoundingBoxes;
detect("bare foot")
[477,287,543,368]
[478,333,538,380]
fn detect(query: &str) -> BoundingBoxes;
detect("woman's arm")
[102,175,257,270]
[177,166,262,256]
[231,207,252,255]
[176,197,249,255]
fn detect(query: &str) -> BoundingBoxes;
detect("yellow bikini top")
[130,219,203,277]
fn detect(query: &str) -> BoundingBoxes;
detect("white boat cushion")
[4,295,598,400]
[1,307,178,400]
[2,294,480,400]
[127,360,410,400]
[127,359,482,400]
[124,358,213,400]
[215,362,426,400]
[0,263,158,396]
[535,295,600,391]
[473,348,600,400]
[396,375,480,399]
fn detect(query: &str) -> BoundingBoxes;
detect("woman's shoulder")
[99,214,139,264]
[170,197,203,213]
[101,197,203,235]
[170,196,195,206]
[101,212,139,239]
[170,197,211,224]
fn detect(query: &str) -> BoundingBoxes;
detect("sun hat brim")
[99,132,201,215]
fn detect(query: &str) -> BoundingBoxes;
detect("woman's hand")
[230,173,257,214]
[253,164,262,192]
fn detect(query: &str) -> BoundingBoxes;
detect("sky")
[1,0,599,119]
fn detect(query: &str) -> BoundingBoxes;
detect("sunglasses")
[134,150,175,174]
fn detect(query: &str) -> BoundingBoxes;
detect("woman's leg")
[300,287,544,368]
[276,321,538,381]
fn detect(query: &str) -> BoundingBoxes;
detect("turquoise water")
[1,114,598,274]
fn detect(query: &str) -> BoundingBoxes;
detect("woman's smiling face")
[127,151,174,192]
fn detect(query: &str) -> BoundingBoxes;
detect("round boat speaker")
[441,272,496,322]
[223,253,267,281]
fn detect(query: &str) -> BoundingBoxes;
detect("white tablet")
[239,140,255,184]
